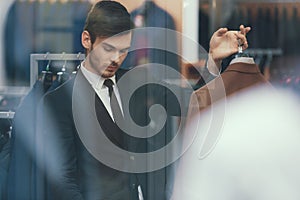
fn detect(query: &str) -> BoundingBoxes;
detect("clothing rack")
[30,52,85,88]
[0,111,15,119]
[244,48,283,69]
[0,86,30,119]
[0,53,85,119]
[245,48,283,59]
[0,86,30,96]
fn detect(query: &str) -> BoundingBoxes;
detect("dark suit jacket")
[189,62,271,112]
[40,68,192,200]
[7,78,69,200]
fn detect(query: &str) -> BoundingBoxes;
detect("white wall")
[182,0,199,63]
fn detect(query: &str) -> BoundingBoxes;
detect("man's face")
[86,32,132,78]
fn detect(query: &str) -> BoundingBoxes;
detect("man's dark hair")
[84,0,133,44]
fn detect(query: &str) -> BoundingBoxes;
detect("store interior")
[0,0,299,128]
[0,0,300,198]
[0,0,299,136]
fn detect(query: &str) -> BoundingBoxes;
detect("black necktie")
[103,79,124,125]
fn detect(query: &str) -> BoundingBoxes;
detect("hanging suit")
[4,1,90,85]
[7,72,71,200]
[171,57,274,200]
[7,81,45,200]
[188,57,272,118]
[0,125,10,199]
[122,1,179,75]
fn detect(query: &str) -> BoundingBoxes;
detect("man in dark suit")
[39,1,251,200]
[40,2,140,199]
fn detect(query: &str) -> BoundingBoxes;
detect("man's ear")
[81,31,92,50]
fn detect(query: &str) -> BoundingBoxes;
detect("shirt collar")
[80,61,117,90]
[229,57,255,65]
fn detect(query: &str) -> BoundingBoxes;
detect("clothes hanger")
[234,38,250,58]
[70,52,82,77]
[41,53,54,92]
[57,59,70,84]
[221,39,255,72]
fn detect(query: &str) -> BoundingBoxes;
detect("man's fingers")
[239,24,251,35]
[235,32,248,45]
[239,24,245,35]
[236,30,249,50]
[216,27,228,36]
[239,25,250,50]
[245,27,251,33]
[242,41,248,50]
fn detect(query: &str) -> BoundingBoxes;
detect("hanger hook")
[45,52,51,71]
[62,60,67,72]
[61,52,66,72]
[77,52,82,59]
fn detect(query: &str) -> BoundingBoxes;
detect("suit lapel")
[94,94,127,149]
[75,69,127,149]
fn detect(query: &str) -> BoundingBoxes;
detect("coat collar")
[225,62,261,74]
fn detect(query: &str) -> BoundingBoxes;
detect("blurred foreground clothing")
[171,86,300,200]
[7,77,69,200]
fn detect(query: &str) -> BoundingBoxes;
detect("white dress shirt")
[229,56,255,65]
[80,61,123,121]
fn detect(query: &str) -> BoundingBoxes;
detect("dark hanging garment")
[225,7,240,30]
[250,7,263,48]
[5,1,35,86]
[287,6,299,55]
[198,8,209,51]
[265,8,276,48]
[122,1,180,78]
[273,6,280,49]
[72,1,92,53]
[0,120,11,199]
[7,76,64,200]
[246,8,255,48]
[7,81,45,200]
[278,7,287,53]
